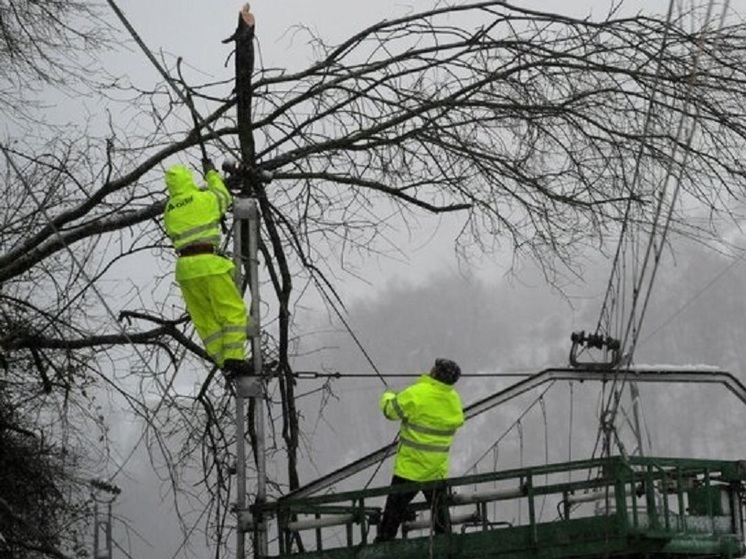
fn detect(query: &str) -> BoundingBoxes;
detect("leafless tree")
[0,383,94,559]
[3,1,746,556]
[0,0,112,122]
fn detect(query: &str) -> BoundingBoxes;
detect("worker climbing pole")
[225,4,269,558]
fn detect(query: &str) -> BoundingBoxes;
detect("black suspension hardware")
[569,331,622,369]
[222,159,274,193]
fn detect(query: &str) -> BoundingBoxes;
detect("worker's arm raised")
[204,168,233,215]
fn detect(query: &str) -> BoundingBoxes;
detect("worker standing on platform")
[163,160,252,379]
[375,358,465,542]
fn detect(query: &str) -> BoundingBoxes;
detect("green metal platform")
[255,456,746,559]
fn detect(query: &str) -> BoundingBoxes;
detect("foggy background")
[25,0,746,557]
[109,229,746,557]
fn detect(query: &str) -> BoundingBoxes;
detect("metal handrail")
[264,456,746,556]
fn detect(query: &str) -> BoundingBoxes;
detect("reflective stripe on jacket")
[380,374,464,482]
[164,165,234,281]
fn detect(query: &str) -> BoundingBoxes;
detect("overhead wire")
[594,0,678,339]
[463,381,556,473]
[632,0,723,339]
[104,0,239,164]
[640,249,745,346]
[592,0,727,460]
[585,0,679,460]
[106,0,389,389]
[624,0,730,359]
[612,0,728,358]
[105,6,396,552]
[307,274,389,387]
[292,371,534,380]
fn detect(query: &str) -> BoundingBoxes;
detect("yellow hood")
[165,165,199,197]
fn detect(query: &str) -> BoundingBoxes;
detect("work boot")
[221,359,262,398]
[222,359,255,378]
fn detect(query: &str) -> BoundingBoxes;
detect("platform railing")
[256,456,746,557]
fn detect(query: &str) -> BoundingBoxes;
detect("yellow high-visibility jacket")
[163,165,234,281]
[380,374,464,482]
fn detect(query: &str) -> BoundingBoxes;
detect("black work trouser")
[376,475,450,541]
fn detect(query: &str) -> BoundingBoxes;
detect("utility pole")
[232,196,266,559]
[227,4,269,558]
[91,479,120,559]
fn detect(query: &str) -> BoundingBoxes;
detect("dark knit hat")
[432,358,461,385]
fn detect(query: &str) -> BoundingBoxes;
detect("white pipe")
[287,514,356,532]
[404,511,479,531]
[451,486,524,505]
[565,489,616,505]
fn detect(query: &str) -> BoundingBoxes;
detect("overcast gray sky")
[105,0,746,301]
[64,1,746,558]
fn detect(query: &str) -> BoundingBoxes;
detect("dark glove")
[202,157,216,175]
[222,159,241,175]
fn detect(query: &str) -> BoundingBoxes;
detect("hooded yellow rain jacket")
[163,165,248,366]
[380,374,464,482]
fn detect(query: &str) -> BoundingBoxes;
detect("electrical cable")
[177,57,210,165]
[640,250,744,346]
[291,371,533,380]
[105,6,393,550]
[587,0,681,457]
[625,0,730,360]
[619,0,724,357]
[593,0,727,461]
[463,381,556,473]
[594,0,678,339]
[105,0,240,164]
[311,281,389,387]
[108,0,391,393]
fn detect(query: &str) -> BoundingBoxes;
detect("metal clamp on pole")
[237,508,255,533]
[223,159,274,194]
[233,196,253,220]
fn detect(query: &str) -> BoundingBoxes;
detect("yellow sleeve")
[380,391,397,419]
[205,169,232,215]
[394,385,417,419]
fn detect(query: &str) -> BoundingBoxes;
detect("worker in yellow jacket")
[163,162,251,378]
[375,358,464,542]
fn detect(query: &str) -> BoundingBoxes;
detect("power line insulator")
[569,330,621,369]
